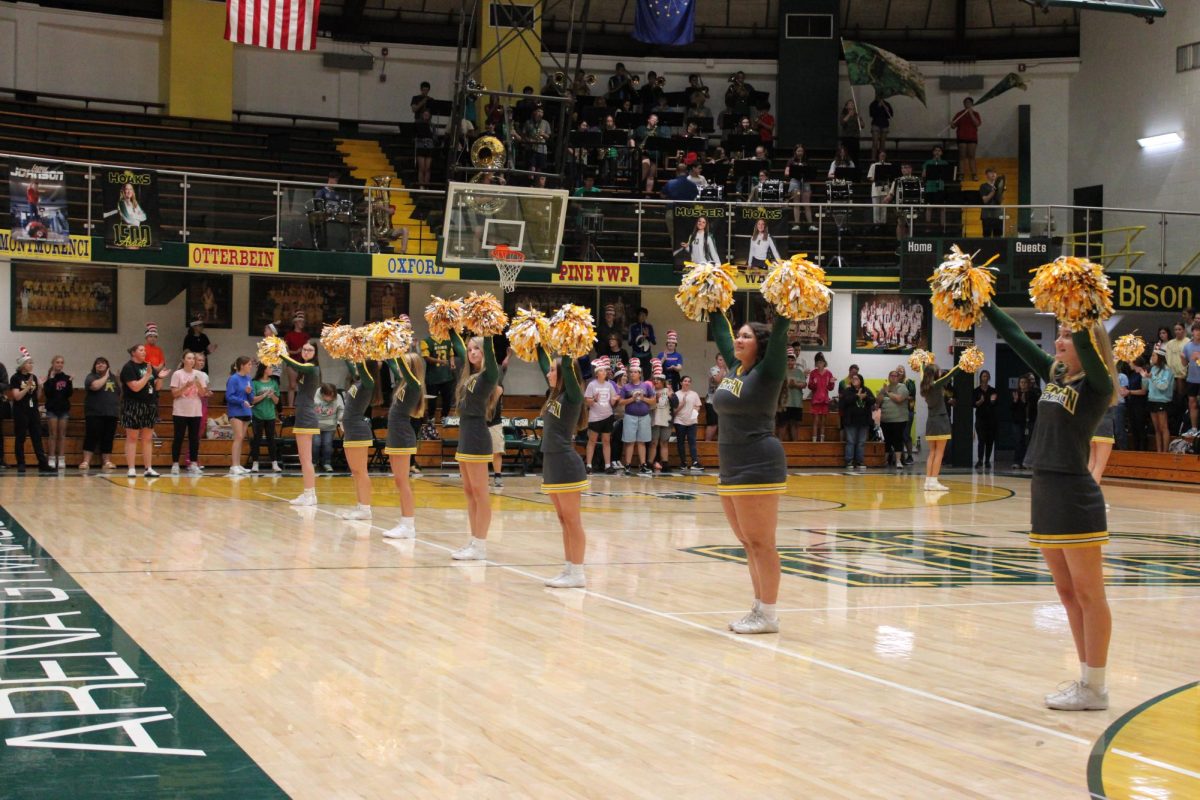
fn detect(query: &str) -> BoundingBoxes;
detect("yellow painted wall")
[163,0,234,121]
[478,0,542,97]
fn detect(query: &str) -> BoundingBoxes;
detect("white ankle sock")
[752,599,762,612]
[401,516,415,528]
[1079,661,1088,683]
[568,563,584,577]
[759,603,778,621]
[1084,665,1107,692]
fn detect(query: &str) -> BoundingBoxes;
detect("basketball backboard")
[1021,0,1164,19]
[441,181,569,272]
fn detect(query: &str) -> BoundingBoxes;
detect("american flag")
[225,0,321,51]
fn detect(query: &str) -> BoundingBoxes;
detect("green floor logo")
[685,529,1200,587]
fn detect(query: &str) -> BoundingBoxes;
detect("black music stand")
[657,111,684,127]
[643,136,675,160]
[871,163,899,187]
[925,163,957,184]
[833,165,858,182]
[704,161,732,192]
[677,136,707,158]
[724,134,760,157]
[427,99,453,118]
[616,112,643,129]
[569,130,603,149]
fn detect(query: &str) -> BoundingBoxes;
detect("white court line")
[1111,748,1200,781]
[666,593,1200,617]
[243,490,1196,784]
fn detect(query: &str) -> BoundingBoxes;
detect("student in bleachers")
[42,355,72,470]
[250,363,282,474]
[121,343,170,478]
[169,352,208,476]
[225,357,254,476]
[80,357,119,471]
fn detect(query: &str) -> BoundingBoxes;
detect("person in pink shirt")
[806,352,835,442]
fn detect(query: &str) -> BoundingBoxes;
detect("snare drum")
[758,180,784,202]
[698,185,724,201]
[336,200,355,223]
[581,210,604,234]
[896,176,924,205]
[826,179,852,202]
[303,198,324,223]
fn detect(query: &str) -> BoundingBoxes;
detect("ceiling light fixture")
[1137,132,1183,149]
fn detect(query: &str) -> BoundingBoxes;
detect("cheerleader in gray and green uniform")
[983,303,1117,711]
[708,310,792,635]
[920,364,954,492]
[448,329,500,561]
[281,342,320,506]
[340,360,376,521]
[381,351,426,540]
[535,345,590,588]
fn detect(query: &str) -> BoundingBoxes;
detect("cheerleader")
[339,360,376,520]
[983,303,1116,710]
[448,330,500,561]
[1089,403,1116,485]
[920,364,953,491]
[382,352,426,539]
[535,345,591,587]
[281,341,320,506]
[681,216,720,264]
[709,311,792,634]
[746,218,781,272]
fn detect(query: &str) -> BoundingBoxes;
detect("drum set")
[698,184,724,201]
[757,179,784,202]
[303,176,396,252]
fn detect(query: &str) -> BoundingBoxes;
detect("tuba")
[467,136,508,214]
[368,175,393,239]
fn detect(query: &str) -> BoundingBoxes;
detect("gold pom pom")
[958,346,986,374]
[760,254,833,321]
[1113,332,1146,364]
[547,304,596,358]
[907,349,935,373]
[506,307,550,363]
[320,323,364,361]
[363,317,414,361]
[424,295,465,341]
[1028,256,1113,332]
[675,261,738,322]
[928,245,998,332]
[462,291,509,336]
[256,336,287,367]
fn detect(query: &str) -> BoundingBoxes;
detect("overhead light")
[1137,132,1183,149]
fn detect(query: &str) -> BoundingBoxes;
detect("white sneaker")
[143,469,160,478]
[382,522,415,539]
[340,504,372,520]
[57,457,65,469]
[127,468,136,478]
[187,464,202,476]
[250,462,259,473]
[228,465,245,476]
[730,610,780,635]
[451,539,487,561]
[170,464,180,475]
[924,477,949,491]
[544,567,586,588]
[271,461,282,473]
[728,601,761,631]
[1044,681,1108,711]
[289,489,316,506]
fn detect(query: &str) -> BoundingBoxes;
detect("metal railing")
[5,150,1200,274]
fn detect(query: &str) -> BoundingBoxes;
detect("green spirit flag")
[976,72,1029,105]
[842,40,927,106]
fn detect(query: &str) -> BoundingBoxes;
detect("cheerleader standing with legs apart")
[382,352,425,539]
[709,311,792,634]
[448,329,500,561]
[983,302,1116,710]
[282,342,321,506]
[920,363,953,492]
[339,361,376,520]
[536,345,590,587]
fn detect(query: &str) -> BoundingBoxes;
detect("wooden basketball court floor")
[1,468,1197,799]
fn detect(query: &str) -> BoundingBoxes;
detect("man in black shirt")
[183,316,214,356]
[410,82,432,120]
[979,167,1005,237]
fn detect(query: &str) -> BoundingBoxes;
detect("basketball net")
[491,244,525,293]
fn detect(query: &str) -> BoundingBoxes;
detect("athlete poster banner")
[100,168,162,250]
[8,161,71,243]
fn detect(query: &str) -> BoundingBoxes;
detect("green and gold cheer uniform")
[536,346,589,494]
[385,357,422,456]
[921,372,953,441]
[341,361,376,448]
[710,312,792,496]
[984,305,1113,548]
[282,354,320,434]
[450,330,499,463]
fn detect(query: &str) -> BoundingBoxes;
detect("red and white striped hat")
[787,347,796,358]
[666,329,678,344]
[16,345,31,366]
[651,358,665,380]
[144,322,158,338]
[628,357,642,374]
[605,304,616,314]
[592,356,611,373]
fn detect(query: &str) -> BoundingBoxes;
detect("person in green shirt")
[250,363,281,473]
[922,145,950,226]
[421,334,456,428]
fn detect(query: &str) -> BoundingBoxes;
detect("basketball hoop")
[491,244,526,293]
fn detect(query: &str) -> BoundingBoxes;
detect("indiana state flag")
[633,0,695,46]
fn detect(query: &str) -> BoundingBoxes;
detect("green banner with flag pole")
[841,39,927,106]
[975,72,1030,106]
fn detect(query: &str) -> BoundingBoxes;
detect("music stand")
[705,161,732,191]
[833,165,858,182]
[724,134,760,157]
[581,106,609,127]
[569,130,603,149]
[644,136,675,157]
[427,99,453,118]
[678,136,707,157]
[925,164,957,184]
[616,111,643,129]
[871,163,899,187]
[657,111,684,127]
